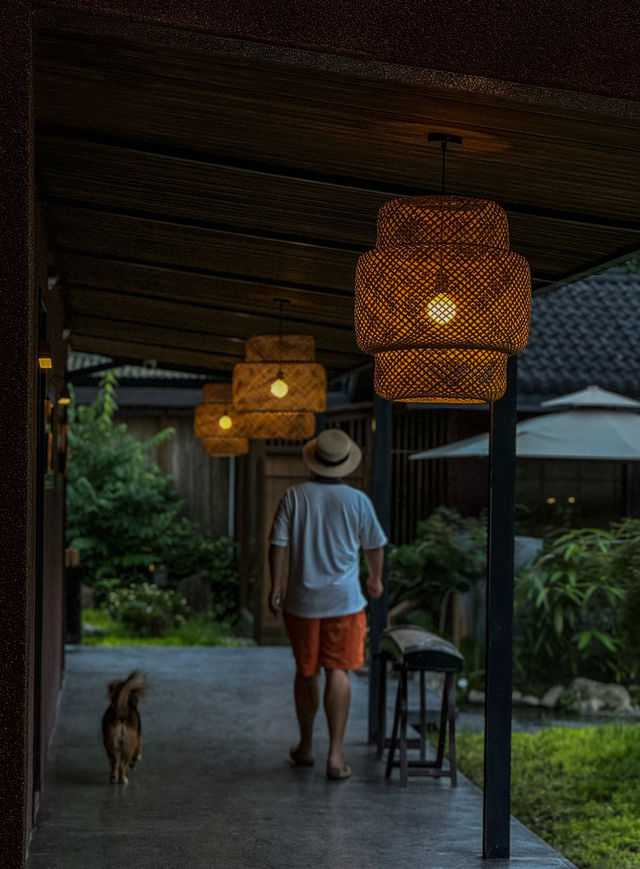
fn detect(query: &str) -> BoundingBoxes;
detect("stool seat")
[377,625,462,787]
[379,626,464,672]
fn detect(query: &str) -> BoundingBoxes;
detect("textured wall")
[0,3,35,867]
[38,271,67,797]
[35,0,640,101]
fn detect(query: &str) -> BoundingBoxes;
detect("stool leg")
[447,673,457,787]
[377,654,387,761]
[385,672,402,778]
[399,666,408,787]
[435,673,449,769]
[419,669,426,763]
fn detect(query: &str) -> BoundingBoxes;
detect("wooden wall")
[119,413,230,539]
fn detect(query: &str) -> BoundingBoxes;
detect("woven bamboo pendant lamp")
[194,383,249,456]
[201,435,249,457]
[244,411,316,440]
[233,334,326,414]
[355,134,531,403]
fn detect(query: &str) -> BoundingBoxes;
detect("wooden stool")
[377,626,463,787]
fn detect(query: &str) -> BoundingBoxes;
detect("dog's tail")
[110,670,148,720]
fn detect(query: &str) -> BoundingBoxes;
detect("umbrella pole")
[483,356,517,858]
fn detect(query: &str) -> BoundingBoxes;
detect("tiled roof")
[67,351,206,382]
[519,266,640,404]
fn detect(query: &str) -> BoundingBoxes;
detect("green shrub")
[82,609,242,647]
[388,507,486,635]
[514,528,626,685]
[105,583,189,637]
[66,374,238,602]
[612,523,640,680]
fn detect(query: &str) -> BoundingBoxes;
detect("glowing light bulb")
[568,496,576,504]
[270,377,288,398]
[546,497,556,505]
[427,294,456,325]
[218,413,232,431]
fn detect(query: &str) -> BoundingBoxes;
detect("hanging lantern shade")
[194,383,249,455]
[232,334,326,413]
[355,196,531,403]
[245,334,316,363]
[201,436,249,457]
[194,383,249,437]
[243,411,316,440]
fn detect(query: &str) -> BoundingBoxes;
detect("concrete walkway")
[28,646,575,869]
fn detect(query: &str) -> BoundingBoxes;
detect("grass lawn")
[457,725,640,869]
[82,608,247,647]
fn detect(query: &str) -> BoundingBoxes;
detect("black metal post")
[368,393,392,744]
[483,356,518,859]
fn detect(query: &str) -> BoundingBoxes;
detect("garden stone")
[540,685,565,709]
[565,677,633,714]
[177,571,212,613]
[81,622,106,637]
[468,688,485,704]
[81,584,95,609]
[521,694,540,706]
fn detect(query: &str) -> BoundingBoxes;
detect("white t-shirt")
[269,478,388,618]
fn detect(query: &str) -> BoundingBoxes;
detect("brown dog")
[102,670,148,784]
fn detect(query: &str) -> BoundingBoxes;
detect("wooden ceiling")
[34,24,640,380]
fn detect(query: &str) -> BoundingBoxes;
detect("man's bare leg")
[292,672,319,763]
[324,668,350,771]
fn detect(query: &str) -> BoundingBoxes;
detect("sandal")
[326,763,352,780]
[290,746,314,767]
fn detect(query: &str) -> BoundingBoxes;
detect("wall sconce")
[354,133,531,403]
[47,374,71,405]
[38,339,53,370]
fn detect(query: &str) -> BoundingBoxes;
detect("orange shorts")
[283,609,367,677]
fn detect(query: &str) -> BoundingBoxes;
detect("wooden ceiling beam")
[49,205,359,292]
[39,137,640,272]
[69,334,237,376]
[61,254,356,325]
[69,315,364,372]
[35,31,640,223]
[67,286,359,354]
[46,201,594,291]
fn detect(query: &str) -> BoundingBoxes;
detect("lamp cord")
[278,300,284,375]
[441,141,447,194]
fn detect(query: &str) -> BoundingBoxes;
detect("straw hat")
[302,429,362,478]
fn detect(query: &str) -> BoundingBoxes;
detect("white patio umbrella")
[409,386,640,462]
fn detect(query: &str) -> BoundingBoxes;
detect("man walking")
[269,428,387,780]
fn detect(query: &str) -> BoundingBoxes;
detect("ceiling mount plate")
[428,132,463,147]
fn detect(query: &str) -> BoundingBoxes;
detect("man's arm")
[268,543,289,616]
[364,546,385,599]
